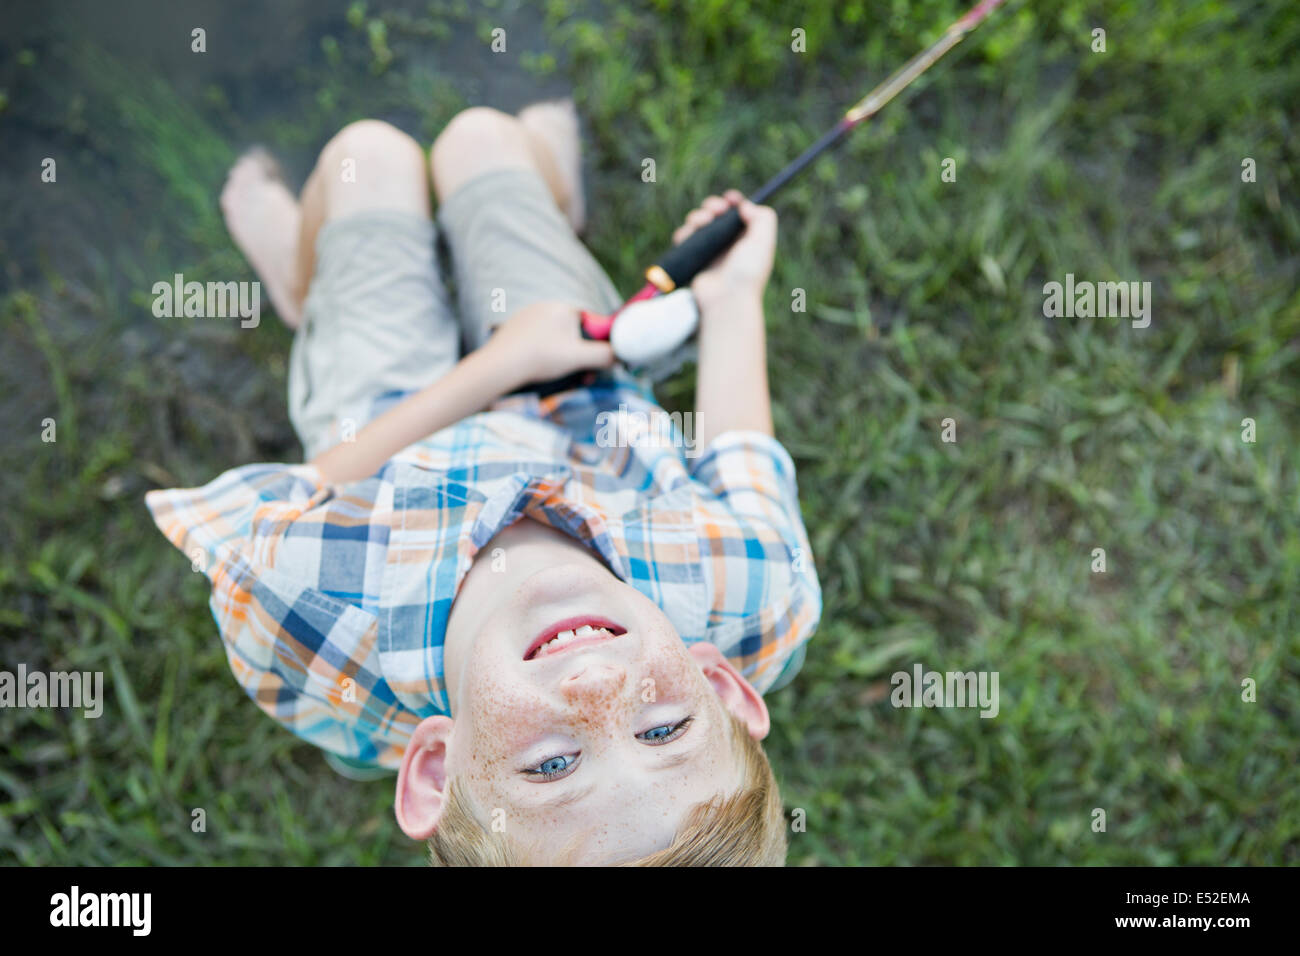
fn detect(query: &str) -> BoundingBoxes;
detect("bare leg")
[293,119,431,308]
[518,99,585,233]
[220,149,304,328]
[430,103,584,233]
[220,120,430,329]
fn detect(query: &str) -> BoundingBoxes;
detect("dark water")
[1,0,565,290]
[0,0,567,465]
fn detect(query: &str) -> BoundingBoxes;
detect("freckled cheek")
[465,666,554,751]
[641,643,702,698]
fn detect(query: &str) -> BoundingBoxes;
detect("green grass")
[1,0,1297,865]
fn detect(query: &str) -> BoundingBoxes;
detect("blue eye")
[638,716,694,744]
[526,754,576,779]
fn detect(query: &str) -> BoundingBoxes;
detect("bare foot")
[220,148,304,329]
[518,98,586,234]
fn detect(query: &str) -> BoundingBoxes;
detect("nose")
[560,662,627,703]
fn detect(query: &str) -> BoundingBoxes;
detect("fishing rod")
[565,0,1008,372]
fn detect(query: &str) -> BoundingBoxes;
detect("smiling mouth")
[525,617,628,661]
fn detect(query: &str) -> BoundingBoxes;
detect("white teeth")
[543,629,576,652]
[535,625,616,657]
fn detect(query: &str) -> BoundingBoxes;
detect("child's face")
[395,557,769,864]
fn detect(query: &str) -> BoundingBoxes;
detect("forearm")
[311,344,521,484]
[693,288,773,449]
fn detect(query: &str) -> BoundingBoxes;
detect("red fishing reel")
[573,203,747,365]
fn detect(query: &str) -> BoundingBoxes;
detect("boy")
[145,102,821,865]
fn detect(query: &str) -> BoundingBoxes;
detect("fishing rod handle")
[648,205,744,291]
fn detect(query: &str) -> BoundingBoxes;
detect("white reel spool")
[609,289,700,366]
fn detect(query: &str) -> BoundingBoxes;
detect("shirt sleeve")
[144,463,421,768]
[688,430,822,693]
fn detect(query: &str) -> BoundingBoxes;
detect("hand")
[485,300,616,389]
[671,189,777,311]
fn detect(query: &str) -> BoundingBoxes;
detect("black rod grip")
[653,205,744,288]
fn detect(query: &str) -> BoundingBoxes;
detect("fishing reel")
[522,204,744,394]
[583,289,698,366]
[584,202,746,364]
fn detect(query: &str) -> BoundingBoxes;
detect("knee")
[319,119,425,178]
[433,107,524,157]
[308,119,430,219]
[430,107,531,198]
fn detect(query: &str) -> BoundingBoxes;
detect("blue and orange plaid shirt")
[145,379,821,769]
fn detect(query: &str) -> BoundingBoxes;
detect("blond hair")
[427,712,787,865]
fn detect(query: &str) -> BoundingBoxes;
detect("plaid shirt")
[145,380,821,769]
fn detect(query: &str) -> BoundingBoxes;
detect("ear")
[394,715,454,840]
[688,642,770,740]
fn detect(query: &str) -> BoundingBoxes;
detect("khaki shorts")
[288,167,623,459]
